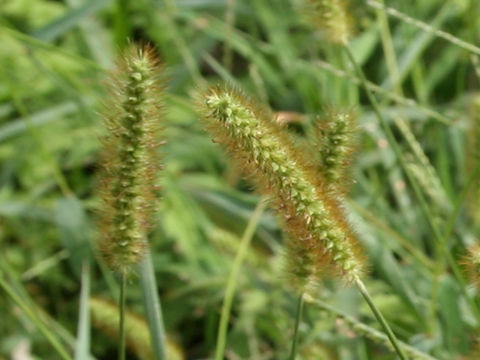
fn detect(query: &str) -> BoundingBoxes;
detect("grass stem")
[309,298,437,360]
[118,273,127,360]
[223,0,237,71]
[0,272,73,360]
[139,253,168,360]
[114,0,130,49]
[288,293,304,360]
[355,276,408,360]
[215,198,268,360]
[74,260,91,360]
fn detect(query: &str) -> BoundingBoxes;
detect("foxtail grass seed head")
[200,86,365,290]
[316,110,357,193]
[405,156,451,215]
[462,244,480,289]
[98,44,165,274]
[303,0,353,45]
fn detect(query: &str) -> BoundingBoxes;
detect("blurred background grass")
[0,0,479,359]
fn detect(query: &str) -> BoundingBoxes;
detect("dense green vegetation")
[1,0,480,359]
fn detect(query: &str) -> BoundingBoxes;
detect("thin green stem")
[343,44,438,243]
[0,260,78,350]
[215,198,268,360]
[288,293,304,360]
[223,0,237,71]
[367,0,480,57]
[442,161,480,248]
[0,273,72,360]
[315,59,453,125]
[375,0,402,95]
[139,253,168,360]
[434,161,480,323]
[161,0,206,87]
[74,260,91,360]
[373,1,447,333]
[118,273,127,360]
[348,200,435,271]
[342,43,480,320]
[114,0,130,49]
[310,298,437,360]
[355,277,408,360]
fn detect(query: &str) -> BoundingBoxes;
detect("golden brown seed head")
[200,86,365,291]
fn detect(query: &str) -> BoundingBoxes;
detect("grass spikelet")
[462,244,480,289]
[303,0,353,45]
[315,109,358,193]
[199,85,365,290]
[98,44,165,274]
[405,156,451,215]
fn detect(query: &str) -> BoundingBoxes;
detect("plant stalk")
[288,293,304,360]
[355,276,408,360]
[215,198,268,360]
[0,273,72,360]
[139,252,168,360]
[118,273,127,360]
[74,260,91,360]
[310,298,437,360]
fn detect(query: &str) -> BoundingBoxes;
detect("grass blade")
[74,261,91,360]
[139,253,168,360]
[215,198,267,360]
[32,0,114,42]
[0,273,73,360]
[288,293,304,360]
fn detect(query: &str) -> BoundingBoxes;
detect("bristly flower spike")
[98,44,165,274]
[462,244,480,289]
[200,86,365,291]
[304,0,353,45]
[316,109,358,194]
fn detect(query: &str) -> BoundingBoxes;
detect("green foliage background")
[0,0,479,359]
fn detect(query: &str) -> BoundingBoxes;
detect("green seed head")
[463,244,480,289]
[98,45,165,274]
[303,0,353,45]
[201,86,365,291]
[316,109,358,193]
